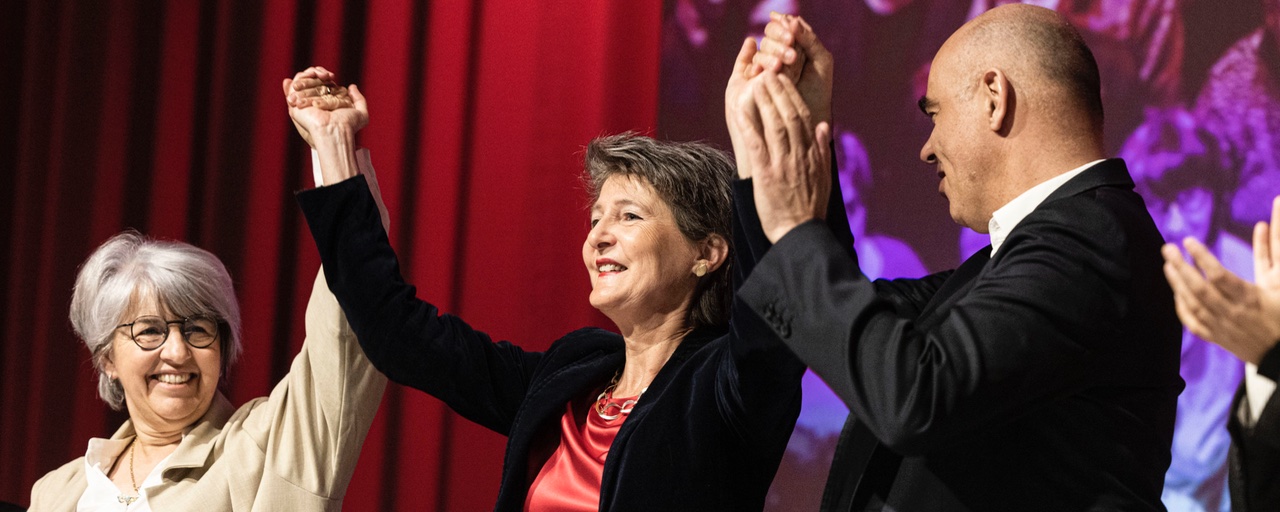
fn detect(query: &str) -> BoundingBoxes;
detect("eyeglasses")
[115,315,221,350]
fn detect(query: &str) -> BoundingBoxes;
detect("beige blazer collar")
[164,393,234,473]
[107,393,235,477]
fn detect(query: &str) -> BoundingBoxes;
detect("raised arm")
[733,15,947,314]
[711,30,836,441]
[285,68,543,434]
[239,269,387,500]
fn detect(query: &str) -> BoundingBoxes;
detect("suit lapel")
[599,327,721,503]
[520,342,624,436]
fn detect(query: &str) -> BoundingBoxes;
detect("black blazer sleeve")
[297,176,542,435]
[732,143,949,318]
[872,271,952,318]
[720,146,850,443]
[739,194,1137,455]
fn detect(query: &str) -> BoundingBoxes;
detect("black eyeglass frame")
[114,315,223,351]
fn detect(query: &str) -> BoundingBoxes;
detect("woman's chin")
[139,396,212,425]
[588,290,616,311]
[589,296,630,324]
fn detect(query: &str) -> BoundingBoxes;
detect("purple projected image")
[1196,17,1280,227]
[659,0,1277,510]
[1121,106,1253,509]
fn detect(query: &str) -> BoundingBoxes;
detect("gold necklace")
[115,439,140,505]
[595,370,647,421]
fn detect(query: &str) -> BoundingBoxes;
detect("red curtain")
[0,0,663,509]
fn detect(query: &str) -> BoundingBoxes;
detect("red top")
[524,389,639,511]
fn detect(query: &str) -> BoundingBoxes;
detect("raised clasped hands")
[283,66,368,148]
[725,14,833,244]
[754,12,832,126]
[733,68,832,244]
[283,66,369,186]
[1162,196,1280,365]
[725,12,833,180]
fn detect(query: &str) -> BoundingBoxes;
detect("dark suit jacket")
[296,176,806,511]
[1228,342,1280,511]
[736,159,1183,510]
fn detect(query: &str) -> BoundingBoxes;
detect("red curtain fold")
[0,1,661,509]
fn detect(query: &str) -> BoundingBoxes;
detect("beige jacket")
[30,270,387,511]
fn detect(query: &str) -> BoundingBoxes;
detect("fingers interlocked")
[285,66,353,110]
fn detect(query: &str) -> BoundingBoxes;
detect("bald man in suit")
[726,5,1182,510]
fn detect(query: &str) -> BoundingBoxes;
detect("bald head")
[940,4,1104,132]
[918,4,1106,231]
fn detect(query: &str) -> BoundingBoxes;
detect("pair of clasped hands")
[281,13,832,245]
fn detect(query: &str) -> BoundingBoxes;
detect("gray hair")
[584,133,736,329]
[69,231,242,410]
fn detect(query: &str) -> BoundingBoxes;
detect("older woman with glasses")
[281,65,820,510]
[28,232,386,510]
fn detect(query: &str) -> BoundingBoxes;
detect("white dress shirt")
[1244,363,1276,426]
[987,160,1103,256]
[77,437,174,512]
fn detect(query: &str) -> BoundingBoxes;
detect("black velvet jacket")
[297,176,805,511]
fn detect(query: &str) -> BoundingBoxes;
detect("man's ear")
[983,68,1011,133]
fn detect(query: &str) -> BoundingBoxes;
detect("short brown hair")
[584,133,735,329]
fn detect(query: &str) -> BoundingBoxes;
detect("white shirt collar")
[988,159,1104,256]
[78,435,176,512]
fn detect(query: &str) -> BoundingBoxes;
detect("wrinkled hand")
[283,66,368,149]
[1162,196,1280,364]
[753,13,832,125]
[733,71,831,243]
[726,38,761,179]
[726,13,832,180]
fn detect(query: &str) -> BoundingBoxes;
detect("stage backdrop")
[658,1,1278,511]
[1,0,661,510]
[3,0,1277,511]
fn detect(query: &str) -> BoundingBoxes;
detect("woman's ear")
[700,234,730,273]
[103,353,117,381]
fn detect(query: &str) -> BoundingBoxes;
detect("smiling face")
[918,43,1001,233]
[583,175,703,325]
[103,295,222,433]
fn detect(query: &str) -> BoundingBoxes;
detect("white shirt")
[311,148,389,230]
[77,437,173,512]
[987,160,1103,256]
[1244,363,1276,426]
